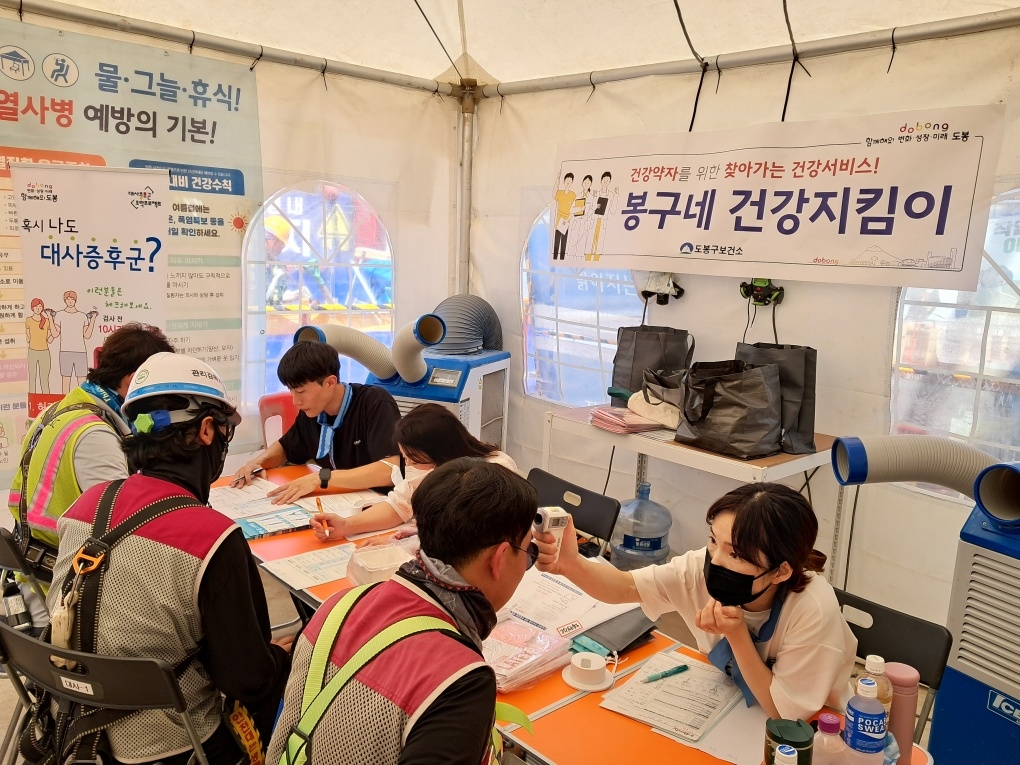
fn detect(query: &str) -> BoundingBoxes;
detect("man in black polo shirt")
[232,342,400,504]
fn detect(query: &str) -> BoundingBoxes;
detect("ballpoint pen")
[641,664,689,683]
[230,466,263,486]
[316,496,329,537]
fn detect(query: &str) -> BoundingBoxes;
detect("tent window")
[891,189,1020,493]
[243,181,394,401]
[520,208,642,406]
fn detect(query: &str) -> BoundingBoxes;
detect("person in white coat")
[535,482,857,721]
[311,403,517,540]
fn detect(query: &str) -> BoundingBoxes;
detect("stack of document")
[483,619,572,692]
[482,563,642,690]
[590,406,665,434]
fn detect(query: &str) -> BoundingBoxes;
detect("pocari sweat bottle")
[610,482,671,571]
[843,677,886,763]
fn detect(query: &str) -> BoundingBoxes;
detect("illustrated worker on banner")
[588,171,619,261]
[25,298,54,395]
[49,290,98,394]
[552,172,576,260]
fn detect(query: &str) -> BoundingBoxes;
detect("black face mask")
[703,553,775,607]
[207,422,232,484]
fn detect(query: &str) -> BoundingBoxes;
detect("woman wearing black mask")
[534,482,856,721]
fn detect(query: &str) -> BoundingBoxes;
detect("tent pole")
[0,0,455,96]
[456,80,478,295]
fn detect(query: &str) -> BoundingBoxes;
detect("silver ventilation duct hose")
[832,435,1020,527]
[293,324,397,382]
[431,294,503,354]
[391,314,447,385]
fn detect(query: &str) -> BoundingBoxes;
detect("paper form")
[295,491,385,519]
[504,563,638,638]
[260,543,356,590]
[208,478,302,520]
[235,507,315,539]
[599,649,741,742]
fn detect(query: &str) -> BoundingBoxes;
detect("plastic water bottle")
[813,712,848,764]
[774,744,800,765]
[859,655,893,720]
[844,677,886,763]
[610,482,671,571]
[886,662,921,760]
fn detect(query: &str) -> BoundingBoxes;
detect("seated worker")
[232,341,401,503]
[535,482,857,721]
[310,402,517,540]
[267,458,538,765]
[7,323,174,628]
[31,353,292,765]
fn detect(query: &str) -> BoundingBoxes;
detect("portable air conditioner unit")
[365,349,511,449]
[830,437,1020,764]
[928,485,1020,764]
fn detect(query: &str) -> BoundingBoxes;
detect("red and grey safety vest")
[268,577,530,765]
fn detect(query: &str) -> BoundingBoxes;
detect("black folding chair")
[835,588,953,743]
[0,622,210,765]
[0,527,50,765]
[0,528,49,617]
[527,468,621,557]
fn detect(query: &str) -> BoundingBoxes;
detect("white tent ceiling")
[52,0,1020,84]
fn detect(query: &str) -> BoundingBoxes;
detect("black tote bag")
[735,342,817,454]
[674,360,783,459]
[610,326,694,407]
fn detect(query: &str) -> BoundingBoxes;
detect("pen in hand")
[641,664,689,683]
[316,497,329,538]
[231,466,264,487]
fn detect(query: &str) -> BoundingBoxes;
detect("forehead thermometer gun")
[535,506,570,549]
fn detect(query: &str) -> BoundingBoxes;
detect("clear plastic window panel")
[244,181,394,402]
[892,189,1020,474]
[521,208,642,407]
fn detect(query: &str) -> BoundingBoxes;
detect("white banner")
[550,105,1003,288]
[10,164,169,412]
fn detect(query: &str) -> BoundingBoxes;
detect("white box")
[346,545,413,586]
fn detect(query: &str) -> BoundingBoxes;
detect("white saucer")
[561,663,615,692]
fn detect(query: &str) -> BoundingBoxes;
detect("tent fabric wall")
[255,62,459,334]
[235,63,458,448]
[472,28,1020,625]
[49,0,1020,83]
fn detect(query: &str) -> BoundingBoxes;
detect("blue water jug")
[610,482,672,571]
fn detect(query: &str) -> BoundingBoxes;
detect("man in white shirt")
[50,290,97,393]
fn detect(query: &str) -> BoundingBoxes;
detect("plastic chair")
[0,622,210,765]
[527,468,621,555]
[834,588,953,743]
[258,391,299,447]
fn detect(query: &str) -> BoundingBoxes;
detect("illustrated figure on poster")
[49,57,70,84]
[25,298,54,395]
[49,290,97,394]
[569,174,596,260]
[552,172,576,260]
[587,171,619,262]
[264,215,331,308]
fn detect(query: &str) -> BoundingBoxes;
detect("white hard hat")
[122,352,240,431]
